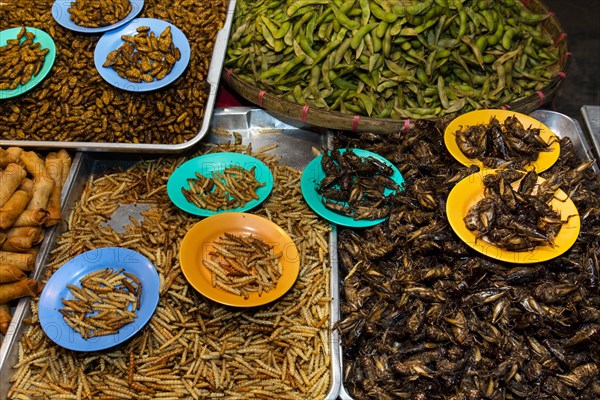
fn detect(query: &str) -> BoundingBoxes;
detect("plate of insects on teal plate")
[301,148,404,228]
[167,152,274,216]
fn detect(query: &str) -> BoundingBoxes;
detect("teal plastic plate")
[301,148,404,227]
[167,152,274,216]
[0,27,56,100]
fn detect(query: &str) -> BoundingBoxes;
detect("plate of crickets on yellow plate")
[446,168,580,263]
[444,109,560,173]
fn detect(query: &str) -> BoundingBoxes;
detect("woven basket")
[224,0,569,133]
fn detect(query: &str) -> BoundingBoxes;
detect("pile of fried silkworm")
[68,0,132,28]
[335,120,600,399]
[0,27,49,91]
[8,141,332,399]
[0,0,226,144]
[60,268,141,339]
[103,26,181,83]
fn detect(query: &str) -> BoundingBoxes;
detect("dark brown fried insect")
[317,148,402,220]
[454,115,556,169]
[333,119,600,400]
[464,169,565,251]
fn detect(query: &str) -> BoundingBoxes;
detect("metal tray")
[0,0,236,154]
[581,105,600,162]
[0,108,341,400]
[337,109,598,400]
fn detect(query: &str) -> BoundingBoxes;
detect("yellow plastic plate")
[446,169,580,263]
[179,213,299,307]
[444,109,560,172]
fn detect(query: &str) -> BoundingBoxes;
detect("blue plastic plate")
[0,27,56,100]
[94,18,190,92]
[38,247,159,352]
[167,152,274,217]
[52,0,144,33]
[301,148,404,227]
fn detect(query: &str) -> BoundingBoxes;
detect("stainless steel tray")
[337,109,598,400]
[0,108,340,400]
[581,105,600,162]
[0,0,236,154]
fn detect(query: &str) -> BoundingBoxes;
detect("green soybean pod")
[501,27,515,51]
[370,2,397,23]
[350,22,378,49]
[487,21,504,46]
[287,0,329,17]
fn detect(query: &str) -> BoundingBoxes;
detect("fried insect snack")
[0,27,48,91]
[455,115,555,169]
[59,268,141,339]
[103,25,181,83]
[464,169,567,251]
[317,148,400,220]
[204,232,283,298]
[182,165,266,211]
[68,0,132,28]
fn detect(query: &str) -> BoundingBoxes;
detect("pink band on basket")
[257,90,266,107]
[558,71,567,79]
[555,32,567,45]
[301,104,310,122]
[536,91,545,102]
[403,119,410,133]
[501,104,511,110]
[559,51,572,64]
[351,115,360,132]
[225,69,232,83]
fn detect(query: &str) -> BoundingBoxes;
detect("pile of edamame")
[226,0,560,119]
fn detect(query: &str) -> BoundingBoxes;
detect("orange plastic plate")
[179,213,299,307]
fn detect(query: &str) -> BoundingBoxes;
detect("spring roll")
[20,151,48,179]
[0,163,27,208]
[26,176,55,211]
[0,190,32,229]
[0,251,35,271]
[0,232,6,247]
[57,149,72,186]
[44,153,64,228]
[13,209,49,227]
[0,278,38,304]
[18,177,34,193]
[0,303,11,335]
[0,148,19,168]
[6,147,23,163]
[0,264,27,283]
[1,226,44,252]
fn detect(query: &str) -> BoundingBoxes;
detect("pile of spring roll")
[0,147,71,337]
